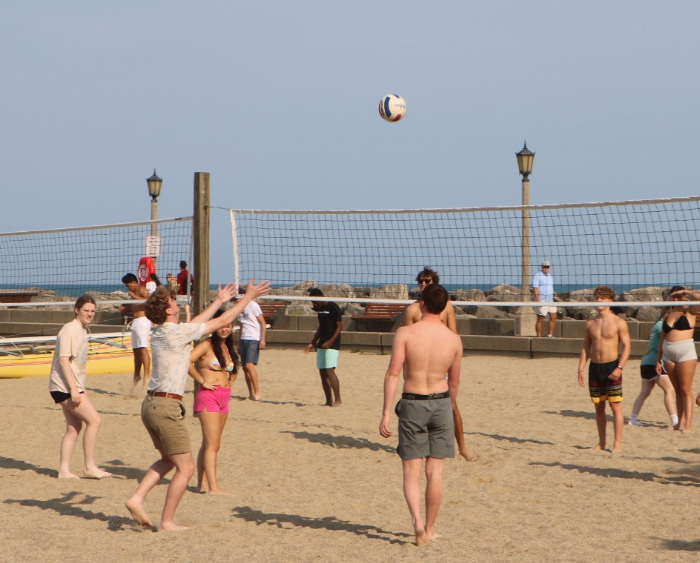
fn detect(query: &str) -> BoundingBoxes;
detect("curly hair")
[145,286,175,324]
[416,267,440,284]
[593,285,615,301]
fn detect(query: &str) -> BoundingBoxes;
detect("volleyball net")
[223,196,700,309]
[0,217,193,308]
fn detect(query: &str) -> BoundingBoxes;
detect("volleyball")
[378,94,407,122]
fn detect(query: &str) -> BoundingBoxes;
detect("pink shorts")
[193,386,231,413]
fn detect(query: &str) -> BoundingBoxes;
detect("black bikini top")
[662,312,693,333]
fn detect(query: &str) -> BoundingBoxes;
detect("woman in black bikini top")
[656,286,700,433]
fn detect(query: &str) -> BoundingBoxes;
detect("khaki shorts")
[397,397,454,460]
[141,395,191,455]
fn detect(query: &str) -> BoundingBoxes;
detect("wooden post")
[192,173,210,316]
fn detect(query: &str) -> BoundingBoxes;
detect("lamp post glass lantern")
[146,169,162,237]
[516,142,535,178]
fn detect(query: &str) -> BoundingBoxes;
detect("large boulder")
[318,284,356,298]
[460,304,516,319]
[451,289,487,302]
[286,302,315,316]
[631,306,663,322]
[370,284,409,301]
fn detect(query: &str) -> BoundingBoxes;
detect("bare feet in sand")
[158,522,195,532]
[460,449,477,462]
[611,445,622,453]
[84,468,113,479]
[132,374,141,388]
[592,444,605,451]
[681,428,692,434]
[248,395,260,401]
[332,400,343,408]
[415,527,429,546]
[126,498,153,528]
[58,471,80,479]
[427,530,442,541]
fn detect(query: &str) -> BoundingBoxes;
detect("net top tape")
[0,216,194,238]
[217,195,700,216]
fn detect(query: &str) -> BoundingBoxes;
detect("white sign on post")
[145,236,162,257]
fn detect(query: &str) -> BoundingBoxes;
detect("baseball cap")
[541,260,551,267]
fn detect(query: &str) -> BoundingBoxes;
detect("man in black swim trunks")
[577,285,631,452]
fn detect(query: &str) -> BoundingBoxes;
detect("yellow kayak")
[0,335,139,379]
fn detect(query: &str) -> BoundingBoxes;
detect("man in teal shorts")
[304,288,343,407]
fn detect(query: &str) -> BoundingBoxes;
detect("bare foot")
[611,445,622,453]
[427,530,442,541]
[132,374,141,387]
[460,450,478,462]
[58,471,80,479]
[322,402,333,407]
[592,444,605,451]
[682,428,692,434]
[126,498,153,528]
[332,400,343,408]
[415,527,429,546]
[84,467,113,479]
[158,522,195,532]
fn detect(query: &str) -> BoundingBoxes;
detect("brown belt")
[148,391,183,401]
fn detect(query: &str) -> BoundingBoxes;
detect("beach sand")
[1,350,699,562]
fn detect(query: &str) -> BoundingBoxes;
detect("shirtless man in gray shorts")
[380,283,463,546]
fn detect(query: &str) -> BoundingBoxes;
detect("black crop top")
[662,312,693,333]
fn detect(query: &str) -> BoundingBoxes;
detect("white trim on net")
[214,195,700,216]
[0,216,194,238]
[4,299,696,309]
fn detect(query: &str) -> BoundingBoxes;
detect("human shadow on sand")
[4,491,136,531]
[85,386,121,396]
[258,399,308,407]
[102,460,149,481]
[280,431,396,453]
[657,538,700,551]
[465,431,553,446]
[232,506,411,544]
[0,455,57,477]
[543,409,613,421]
[530,461,700,487]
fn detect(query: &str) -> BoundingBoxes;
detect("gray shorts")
[397,396,454,460]
[240,339,260,365]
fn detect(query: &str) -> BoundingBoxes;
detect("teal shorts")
[317,348,339,369]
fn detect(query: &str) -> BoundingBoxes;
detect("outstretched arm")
[196,280,271,334]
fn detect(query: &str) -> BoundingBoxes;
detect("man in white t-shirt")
[126,279,270,532]
[533,260,557,338]
[237,300,267,401]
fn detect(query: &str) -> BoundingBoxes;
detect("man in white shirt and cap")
[533,260,557,338]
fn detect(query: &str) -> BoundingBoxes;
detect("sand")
[1,350,699,562]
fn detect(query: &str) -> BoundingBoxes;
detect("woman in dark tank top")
[656,286,700,433]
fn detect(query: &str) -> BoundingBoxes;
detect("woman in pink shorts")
[188,310,238,494]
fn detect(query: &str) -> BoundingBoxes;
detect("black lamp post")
[146,169,163,236]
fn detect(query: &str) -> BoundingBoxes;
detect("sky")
[1,1,699,282]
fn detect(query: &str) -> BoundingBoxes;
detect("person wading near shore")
[404,267,476,462]
[121,273,152,388]
[380,283,462,546]
[126,279,270,532]
[578,285,631,453]
[304,288,343,407]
